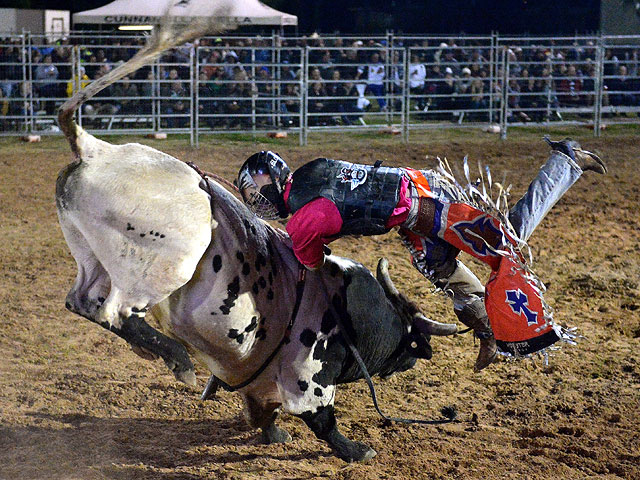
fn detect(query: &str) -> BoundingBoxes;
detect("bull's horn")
[376,258,400,297]
[413,313,458,336]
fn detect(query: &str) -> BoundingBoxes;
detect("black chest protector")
[288,158,405,236]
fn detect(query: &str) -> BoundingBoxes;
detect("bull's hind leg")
[58,213,111,321]
[298,406,376,462]
[242,393,292,444]
[57,213,197,386]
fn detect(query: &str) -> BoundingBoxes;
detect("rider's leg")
[398,228,497,371]
[509,138,606,242]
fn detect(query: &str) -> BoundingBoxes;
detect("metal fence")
[1,32,638,144]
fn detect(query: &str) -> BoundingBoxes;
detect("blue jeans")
[366,83,386,109]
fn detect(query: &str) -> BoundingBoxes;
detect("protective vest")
[287,158,404,236]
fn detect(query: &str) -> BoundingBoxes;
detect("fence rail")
[1,33,638,144]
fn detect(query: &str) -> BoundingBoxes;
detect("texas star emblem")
[337,165,368,190]
[505,289,539,326]
[451,215,505,257]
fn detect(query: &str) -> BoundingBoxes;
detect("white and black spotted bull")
[54,7,457,462]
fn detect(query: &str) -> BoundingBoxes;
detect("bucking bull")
[54,6,457,462]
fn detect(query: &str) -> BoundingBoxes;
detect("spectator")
[361,52,386,111]
[223,51,240,78]
[198,71,218,128]
[437,66,457,113]
[318,50,334,80]
[456,67,473,110]
[139,69,157,114]
[581,61,597,106]
[10,81,39,121]
[336,81,364,125]
[34,54,59,114]
[0,87,9,130]
[470,77,488,117]
[507,79,530,122]
[201,50,222,79]
[607,65,639,107]
[424,64,444,111]
[66,66,90,97]
[280,64,297,82]
[519,68,536,116]
[541,67,562,120]
[441,49,460,76]
[226,66,252,129]
[408,53,426,92]
[433,42,448,64]
[308,68,327,125]
[280,82,300,127]
[112,75,139,114]
[165,80,189,128]
[325,69,347,123]
[0,45,22,97]
[338,47,362,81]
[470,49,487,68]
[52,44,71,81]
[557,64,583,107]
[161,68,182,94]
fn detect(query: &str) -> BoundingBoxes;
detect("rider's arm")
[286,197,343,270]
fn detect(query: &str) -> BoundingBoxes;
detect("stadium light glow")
[118,25,154,31]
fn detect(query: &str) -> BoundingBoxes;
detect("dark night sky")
[4,0,602,34]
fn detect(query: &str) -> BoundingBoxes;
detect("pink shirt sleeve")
[285,197,343,269]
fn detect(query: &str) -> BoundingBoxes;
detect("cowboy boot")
[544,137,607,174]
[454,298,497,372]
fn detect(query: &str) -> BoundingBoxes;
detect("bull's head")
[376,258,457,367]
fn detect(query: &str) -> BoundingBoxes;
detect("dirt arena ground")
[1,128,638,480]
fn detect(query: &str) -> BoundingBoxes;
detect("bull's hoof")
[337,441,377,463]
[175,369,197,387]
[261,423,292,444]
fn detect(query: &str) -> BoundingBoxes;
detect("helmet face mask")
[238,151,291,220]
[240,173,282,220]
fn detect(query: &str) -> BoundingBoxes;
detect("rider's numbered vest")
[287,158,404,236]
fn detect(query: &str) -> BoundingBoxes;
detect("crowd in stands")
[0,33,639,131]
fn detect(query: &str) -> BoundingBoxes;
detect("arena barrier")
[1,33,638,144]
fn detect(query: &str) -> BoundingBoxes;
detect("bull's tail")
[58,1,232,158]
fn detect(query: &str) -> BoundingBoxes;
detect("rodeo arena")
[1,0,639,478]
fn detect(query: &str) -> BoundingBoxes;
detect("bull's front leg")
[298,405,376,462]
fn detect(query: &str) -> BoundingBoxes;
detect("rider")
[237,139,606,371]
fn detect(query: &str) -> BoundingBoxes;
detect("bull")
[54,7,457,462]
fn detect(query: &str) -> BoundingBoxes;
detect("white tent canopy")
[73,0,297,27]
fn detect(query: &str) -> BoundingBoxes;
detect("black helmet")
[238,151,291,219]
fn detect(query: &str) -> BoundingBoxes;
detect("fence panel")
[600,37,640,127]
[0,35,29,135]
[1,32,639,142]
[405,41,498,137]
[195,45,305,144]
[302,45,406,142]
